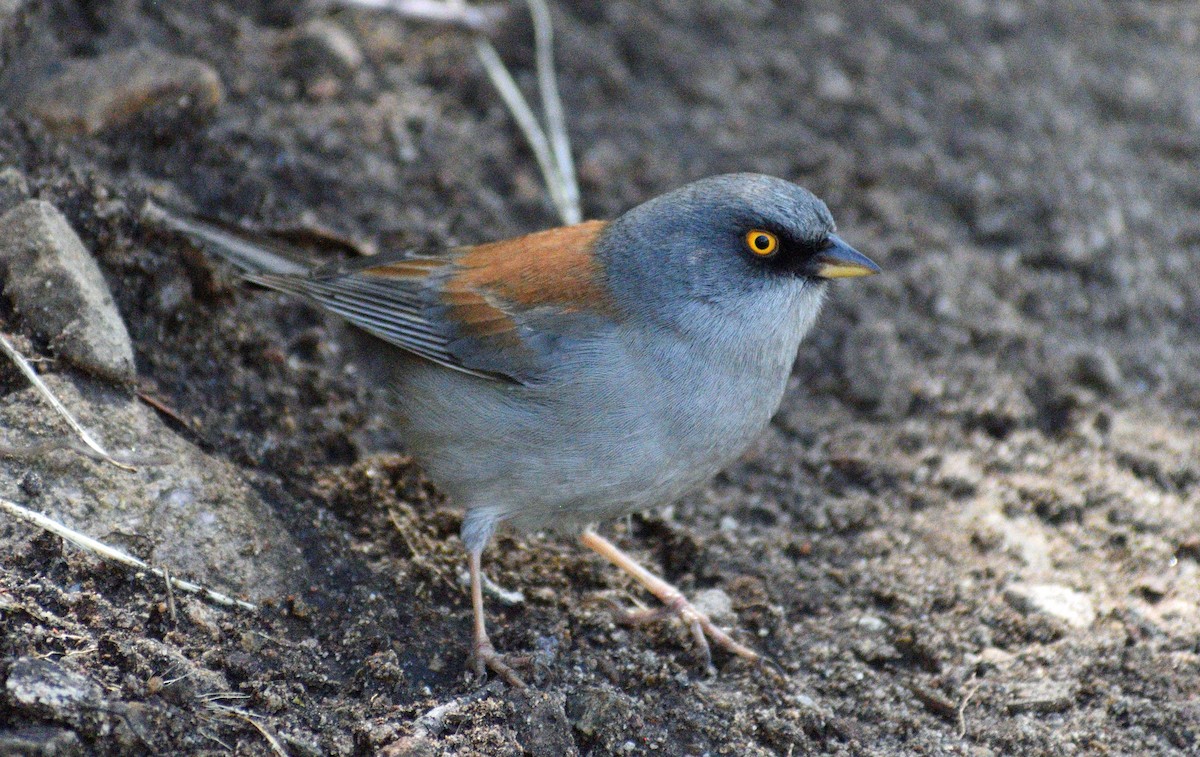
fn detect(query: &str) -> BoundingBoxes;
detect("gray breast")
[380,281,825,539]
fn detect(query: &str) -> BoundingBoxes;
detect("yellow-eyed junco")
[157,173,880,686]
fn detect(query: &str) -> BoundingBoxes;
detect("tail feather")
[144,200,312,277]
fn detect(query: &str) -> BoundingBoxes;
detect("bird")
[153,173,880,687]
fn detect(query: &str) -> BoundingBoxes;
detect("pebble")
[5,657,104,720]
[817,64,854,102]
[1071,347,1123,394]
[935,451,984,497]
[0,200,136,382]
[27,44,224,135]
[567,686,631,738]
[274,19,365,78]
[1003,583,1096,629]
[857,614,888,633]
[692,587,734,624]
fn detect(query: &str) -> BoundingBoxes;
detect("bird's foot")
[469,636,528,689]
[607,592,761,672]
[581,529,773,675]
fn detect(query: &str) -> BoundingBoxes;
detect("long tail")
[143,201,311,276]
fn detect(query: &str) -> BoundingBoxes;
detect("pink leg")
[468,549,526,688]
[579,529,761,669]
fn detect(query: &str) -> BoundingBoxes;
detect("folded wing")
[248,220,613,385]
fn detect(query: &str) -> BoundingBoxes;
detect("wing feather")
[244,220,613,384]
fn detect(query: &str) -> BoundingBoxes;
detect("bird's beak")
[813,235,881,279]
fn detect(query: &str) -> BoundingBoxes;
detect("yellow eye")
[745,230,779,257]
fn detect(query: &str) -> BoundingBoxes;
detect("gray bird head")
[597,173,879,330]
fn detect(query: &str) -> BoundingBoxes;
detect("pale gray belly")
[374,338,790,535]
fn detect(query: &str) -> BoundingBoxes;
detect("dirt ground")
[1,0,1198,754]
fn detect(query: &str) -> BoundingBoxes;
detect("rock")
[0,200,136,382]
[857,614,888,633]
[513,691,578,757]
[692,587,735,624]
[935,451,983,497]
[0,726,82,756]
[0,373,307,601]
[1004,583,1096,629]
[274,19,364,79]
[382,736,437,757]
[817,64,854,102]
[567,686,634,739]
[26,45,224,135]
[971,646,1016,670]
[1071,347,1123,395]
[5,658,103,721]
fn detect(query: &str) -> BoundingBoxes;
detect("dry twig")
[0,495,257,611]
[336,0,508,33]
[341,0,582,224]
[0,331,136,471]
[957,675,983,739]
[207,702,288,757]
[474,0,580,224]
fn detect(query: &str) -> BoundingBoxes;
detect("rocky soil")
[0,0,1197,754]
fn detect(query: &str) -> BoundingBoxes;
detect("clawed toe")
[602,589,762,669]
[470,638,528,689]
[581,530,765,670]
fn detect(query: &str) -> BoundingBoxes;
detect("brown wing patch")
[345,221,610,363]
[453,220,611,310]
[439,278,523,345]
[358,257,443,279]
[440,220,611,342]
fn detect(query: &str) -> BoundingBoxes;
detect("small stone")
[817,64,854,102]
[0,200,136,382]
[382,735,437,757]
[975,646,1016,668]
[935,451,983,497]
[513,691,577,757]
[852,638,901,664]
[281,733,325,757]
[857,614,887,633]
[274,19,364,79]
[1071,347,1123,394]
[5,657,104,719]
[1004,583,1096,629]
[288,596,313,619]
[692,588,734,624]
[567,686,632,738]
[26,45,224,135]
